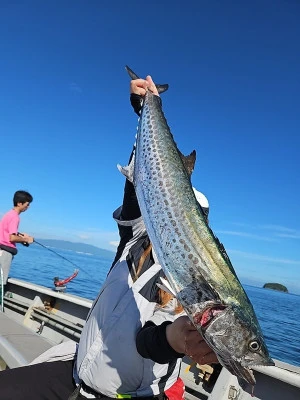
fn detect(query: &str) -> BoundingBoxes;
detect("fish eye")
[249,340,261,352]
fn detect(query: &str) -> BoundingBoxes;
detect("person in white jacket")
[0,74,217,400]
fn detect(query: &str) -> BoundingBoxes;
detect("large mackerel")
[121,66,274,386]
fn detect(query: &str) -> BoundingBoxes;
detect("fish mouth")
[220,355,257,386]
[245,357,275,369]
[237,365,256,386]
[194,306,272,386]
[223,355,275,386]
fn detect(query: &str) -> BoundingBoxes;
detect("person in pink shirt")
[0,190,34,284]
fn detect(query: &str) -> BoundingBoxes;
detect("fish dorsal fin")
[179,149,196,176]
[125,65,169,94]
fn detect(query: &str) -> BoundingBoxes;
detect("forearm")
[9,234,27,243]
[136,321,184,364]
[9,233,34,244]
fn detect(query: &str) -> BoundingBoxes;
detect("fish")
[119,65,274,386]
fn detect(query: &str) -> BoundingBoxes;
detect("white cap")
[192,187,209,216]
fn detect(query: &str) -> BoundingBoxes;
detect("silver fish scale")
[134,92,248,309]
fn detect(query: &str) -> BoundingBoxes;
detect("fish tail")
[125,65,140,80]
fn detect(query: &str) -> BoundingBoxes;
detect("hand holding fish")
[126,66,167,115]
[130,75,159,96]
[166,316,218,365]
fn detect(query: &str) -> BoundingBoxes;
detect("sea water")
[10,244,300,367]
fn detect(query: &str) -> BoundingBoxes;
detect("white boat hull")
[0,277,299,400]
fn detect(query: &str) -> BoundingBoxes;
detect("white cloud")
[77,234,90,240]
[259,224,297,233]
[228,249,300,265]
[222,222,300,242]
[276,233,300,239]
[216,230,277,242]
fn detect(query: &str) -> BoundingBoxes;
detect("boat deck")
[0,312,52,369]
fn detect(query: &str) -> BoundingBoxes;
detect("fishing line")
[19,233,100,282]
[34,240,81,270]
[33,239,96,281]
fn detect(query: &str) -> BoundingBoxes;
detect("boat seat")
[0,311,53,369]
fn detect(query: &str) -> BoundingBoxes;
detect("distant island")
[34,239,115,260]
[263,283,288,293]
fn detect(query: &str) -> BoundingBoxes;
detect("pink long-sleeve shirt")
[0,209,20,249]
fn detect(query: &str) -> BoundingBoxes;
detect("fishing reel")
[16,232,29,247]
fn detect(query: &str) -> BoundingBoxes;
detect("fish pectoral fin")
[125,66,169,94]
[178,280,219,309]
[117,163,134,183]
[179,150,196,176]
[157,277,177,297]
[117,151,135,182]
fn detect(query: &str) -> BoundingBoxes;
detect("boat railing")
[0,267,3,312]
[3,294,83,342]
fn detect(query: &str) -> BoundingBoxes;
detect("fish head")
[196,304,274,385]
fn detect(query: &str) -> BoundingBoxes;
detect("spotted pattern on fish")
[121,67,274,385]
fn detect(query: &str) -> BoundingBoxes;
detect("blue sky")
[1,1,299,293]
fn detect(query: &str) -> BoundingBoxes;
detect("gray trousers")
[0,250,13,284]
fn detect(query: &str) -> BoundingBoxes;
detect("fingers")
[166,315,218,365]
[28,236,34,244]
[189,350,219,366]
[22,233,34,243]
[166,316,192,353]
[183,321,219,365]
[145,75,159,96]
[185,331,218,365]
[130,75,159,97]
[193,350,219,365]
[185,331,219,365]
[130,78,149,96]
[202,351,219,365]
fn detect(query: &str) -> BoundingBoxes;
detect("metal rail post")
[0,267,3,312]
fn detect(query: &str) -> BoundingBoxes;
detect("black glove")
[130,93,162,116]
[130,93,143,116]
